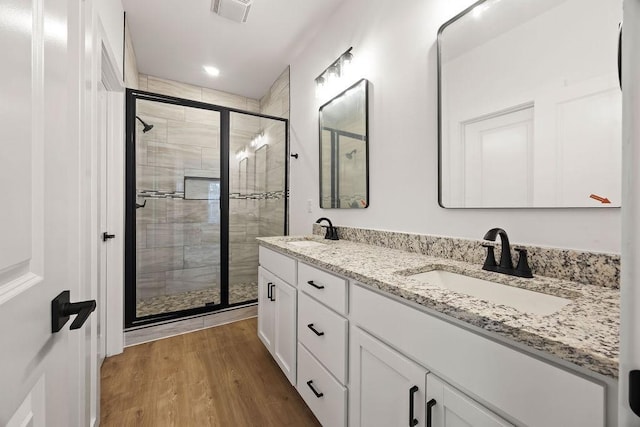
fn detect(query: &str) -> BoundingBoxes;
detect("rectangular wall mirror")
[438,0,621,208]
[319,79,369,208]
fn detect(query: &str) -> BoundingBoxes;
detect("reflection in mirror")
[438,0,621,208]
[319,79,369,208]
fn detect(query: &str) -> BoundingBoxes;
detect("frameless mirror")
[438,0,621,208]
[320,79,369,208]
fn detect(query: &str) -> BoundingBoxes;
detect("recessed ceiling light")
[204,66,220,77]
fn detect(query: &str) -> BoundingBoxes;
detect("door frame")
[85,15,125,358]
[99,44,125,357]
[620,1,640,424]
[78,10,125,426]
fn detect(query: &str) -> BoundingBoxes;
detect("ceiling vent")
[211,0,253,23]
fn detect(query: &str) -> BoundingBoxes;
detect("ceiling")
[441,0,567,62]
[123,0,344,100]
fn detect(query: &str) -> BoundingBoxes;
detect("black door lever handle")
[102,232,115,241]
[51,290,97,333]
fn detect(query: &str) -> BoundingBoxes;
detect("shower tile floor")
[136,282,258,318]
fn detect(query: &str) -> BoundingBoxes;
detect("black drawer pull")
[307,323,325,336]
[267,282,276,301]
[307,280,325,289]
[409,385,419,426]
[426,398,437,427]
[268,282,275,302]
[306,380,324,398]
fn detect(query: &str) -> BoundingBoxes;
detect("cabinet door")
[427,374,513,427]
[350,327,428,427]
[274,279,297,385]
[257,267,275,351]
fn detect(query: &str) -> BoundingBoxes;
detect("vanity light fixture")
[315,76,326,97]
[235,147,248,161]
[341,50,353,75]
[250,132,268,149]
[315,47,354,96]
[203,65,220,77]
[326,65,340,83]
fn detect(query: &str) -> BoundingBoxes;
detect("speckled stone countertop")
[257,235,619,379]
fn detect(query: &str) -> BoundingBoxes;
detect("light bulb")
[341,52,353,78]
[327,65,340,82]
[203,65,220,77]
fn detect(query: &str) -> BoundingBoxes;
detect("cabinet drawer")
[298,262,347,314]
[297,343,347,427]
[259,246,296,285]
[298,292,348,383]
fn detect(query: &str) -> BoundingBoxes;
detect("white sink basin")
[287,240,327,248]
[408,270,571,316]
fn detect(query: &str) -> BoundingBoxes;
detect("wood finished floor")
[101,317,321,427]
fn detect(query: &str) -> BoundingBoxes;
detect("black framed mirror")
[438,0,621,208]
[319,78,369,208]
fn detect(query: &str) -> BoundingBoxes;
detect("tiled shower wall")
[135,71,289,305]
[258,68,290,238]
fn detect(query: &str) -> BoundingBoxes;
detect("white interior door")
[462,107,533,207]
[0,0,93,425]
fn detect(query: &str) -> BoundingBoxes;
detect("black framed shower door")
[125,88,289,328]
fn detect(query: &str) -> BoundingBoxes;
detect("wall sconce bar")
[315,46,354,89]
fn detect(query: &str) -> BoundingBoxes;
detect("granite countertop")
[257,235,619,379]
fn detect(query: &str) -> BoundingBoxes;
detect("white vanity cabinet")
[349,326,511,427]
[350,283,605,427]
[257,244,608,427]
[257,267,275,349]
[257,248,298,386]
[295,262,349,426]
[427,374,513,427]
[349,326,428,427]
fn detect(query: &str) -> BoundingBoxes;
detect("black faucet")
[316,217,339,240]
[482,228,533,278]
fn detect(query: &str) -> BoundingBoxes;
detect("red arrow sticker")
[589,194,611,204]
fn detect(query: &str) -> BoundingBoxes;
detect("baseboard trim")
[124,304,257,347]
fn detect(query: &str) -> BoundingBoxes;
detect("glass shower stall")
[125,89,287,327]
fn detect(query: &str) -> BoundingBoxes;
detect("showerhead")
[345,149,357,159]
[136,116,154,133]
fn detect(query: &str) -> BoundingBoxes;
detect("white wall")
[124,18,139,88]
[95,0,124,80]
[288,0,621,253]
